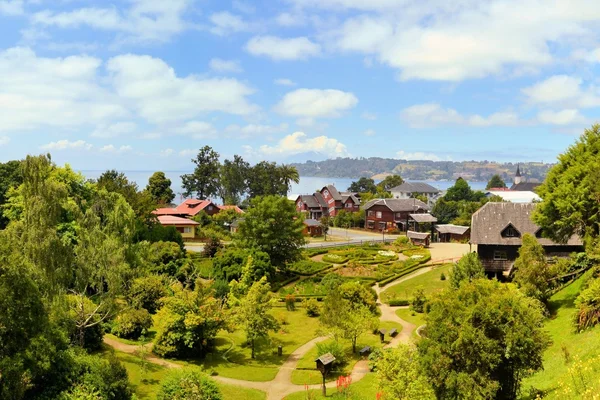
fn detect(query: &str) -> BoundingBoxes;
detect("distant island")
[290,158,554,182]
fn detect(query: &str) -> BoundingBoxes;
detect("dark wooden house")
[295,185,360,219]
[302,219,323,237]
[362,198,429,232]
[407,231,431,247]
[435,224,470,242]
[471,202,583,277]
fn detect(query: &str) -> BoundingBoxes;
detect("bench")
[389,328,397,337]
[359,346,371,356]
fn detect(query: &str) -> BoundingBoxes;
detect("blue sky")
[0,0,598,171]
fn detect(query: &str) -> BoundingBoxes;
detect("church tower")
[514,164,522,185]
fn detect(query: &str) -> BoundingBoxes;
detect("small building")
[229,218,244,233]
[157,215,200,239]
[408,213,437,233]
[509,164,541,191]
[407,231,431,247]
[303,219,323,237]
[390,182,441,207]
[435,224,470,242]
[154,199,221,218]
[296,194,326,220]
[295,185,360,219]
[470,202,583,277]
[362,198,429,232]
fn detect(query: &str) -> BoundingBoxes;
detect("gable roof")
[341,194,360,204]
[510,182,541,192]
[407,231,431,240]
[174,199,217,216]
[314,192,328,208]
[303,218,322,227]
[470,202,582,246]
[316,352,336,365]
[486,190,541,203]
[390,181,440,194]
[409,213,438,223]
[298,194,320,208]
[153,207,183,216]
[323,185,342,201]
[435,224,470,235]
[157,215,200,226]
[362,198,429,213]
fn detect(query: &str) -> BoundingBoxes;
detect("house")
[408,213,437,233]
[486,190,541,203]
[470,202,583,277]
[229,218,244,234]
[407,231,431,247]
[153,199,221,218]
[296,194,327,220]
[362,198,429,232]
[435,224,470,242]
[295,185,360,219]
[389,182,441,206]
[509,164,541,191]
[156,215,199,239]
[303,219,323,237]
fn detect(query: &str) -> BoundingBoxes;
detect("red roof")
[153,207,183,216]
[218,205,244,213]
[174,199,217,216]
[157,215,200,226]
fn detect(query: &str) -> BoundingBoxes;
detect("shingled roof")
[510,182,542,192]
[470,202,582,246]
[362,198,429,212]
[324,185,342,201]
[390,181,440,194]
[299,194,320,208]
[409,213,438,223]
[435,224,470,235]
[407,231,431,240]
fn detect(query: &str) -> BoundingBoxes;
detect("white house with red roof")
[156,215,200,239]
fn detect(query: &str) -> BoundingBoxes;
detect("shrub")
[303,298,320,317]
[112,308,153,340]
[127,275,168,314]
[285,294,296,311]
[289,259,331,275]
[316,341,347,366]
[67,351,133,400]
[574,277,600,332]
[54,295,105,352]
[157,369,222,400]
[410,289,427,313]
[394,236,410,246]
[440,272,446,281]
[202,237,222,258]
[147,241,187,276]
[388,299,410,307]
[323,254,350,264]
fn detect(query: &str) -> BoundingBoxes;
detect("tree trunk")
[251,339,255,359]
[352,337,356,353]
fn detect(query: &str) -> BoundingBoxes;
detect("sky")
[0,0,599,171]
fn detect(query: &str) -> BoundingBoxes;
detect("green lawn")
[395,308,426,340]
[520,272,600,399]
[111,349,265,400]
[290,321,402,385]
[284,371,379,400]
[381,263,453,303]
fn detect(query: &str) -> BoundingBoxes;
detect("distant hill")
[290,158,554,182]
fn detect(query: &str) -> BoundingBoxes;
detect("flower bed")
[289,259,333,276]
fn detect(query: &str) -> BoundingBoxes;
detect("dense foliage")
[449,252,485,289]
[157,369,222,400]
[513,234,553,304]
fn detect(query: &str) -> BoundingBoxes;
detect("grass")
[395,308,426,340]
[284,371,379,400]
[289,259,333,275]
[520,271,600,399]
[290,321,402,385]
[380,263,453,303]
[109,349,266,400]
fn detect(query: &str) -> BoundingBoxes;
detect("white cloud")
[522,75,600,108]
[396,150,448,161]
[274,78,296,86]
[274,88,358,118]
[209,58,243,73]
[40,140,93,151]
[537,109,587,126]
[0,0,24,16]
[246,36,321,61]
[364,129,376,136]
[275,12,305,27]
[91,122,137,138]
[99,144,133,153]
[209,11,249,36]
[107,54,259,124]
[225,123,289,137]
[232,1,255,14]
[174,121,217,138]
[361,111,377,120]
[160,148,175,157]
[400,103,521,128]
[31,0,194,43]
[179,149,197,157]
[257,131,349,158]
[0,136,10,146]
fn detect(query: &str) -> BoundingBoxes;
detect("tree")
[376,346,435,400]
[212,248,273,282]
[449,252,485,289]
[320,216,330,240]
[246,161,286,198]
[0,159,23,228]
[533,124,600,244]
[432,198,459,224]
[146,171,175,205]
[153,281,225,358]
[377,174,404,192]
[348,177,377,194]
[445,177,474,202]
[181,146,221,200]
[418,279,551,400]
[230,277,279,359]
[513,233,552,304]
[97,169,155,220]
[236,195,305,266]
[220,155,249,205]
[127,275,168,314]
[278,164,300,194]
[157,369,222,400]
[486,174,507,190]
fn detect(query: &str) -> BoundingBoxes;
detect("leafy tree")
[230,277,279,359]
[376,346,436,400]
[153,281,225,358]
[202,236,223,258]
[432,198,459,224]
[181,146,221,200]
[333,209,353,228]
[157,369,222,400]
[246,161,291,198]
[127,274,168,314]
[348,177,377,194]
[146,171,175,205]
[338,281,378,313]
[513,234,552,304]
[111,308,153,340]
[320,216,330,240]
[418,279,551,400]
[410,289,427,313]
[377,174,404,192]
[212,248,273,282]
[450,252,485,289]
[145,241,188,276]
[220,155,249,205]
[0,159,23,228]
[97,169,155,220]
[236,195,305,267]
[486,174,507,190]
[278,164,300,194]
[445,177,475,202]
[574,277,600,331]
[212,208,240,231]
[533,124,600,244]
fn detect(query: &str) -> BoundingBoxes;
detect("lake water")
[80,170,487,203]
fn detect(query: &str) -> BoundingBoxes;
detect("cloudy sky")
[0,0,599,170]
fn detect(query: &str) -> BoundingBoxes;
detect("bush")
[411,289,427,313]
[394,236,410,245]
[440,272,446,281]
[157,369,222,400]
[285,294,296,311]
[54,295,105,352]
[112,308,153,340]
[303,298,320,317]
[574,277,600,332]
[127,275,168,314]
[388,299,410,306]
[289,259,332,275]
[322,253,350,264]
[316,341,347,366]
[202,237,222,258]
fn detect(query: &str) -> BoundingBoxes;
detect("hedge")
[388,299,410,306]
[289,259,333,276]
[323,254,350,264]
[270,275,300,292]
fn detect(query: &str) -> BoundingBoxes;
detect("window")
[501,224,520,238]
[183,227,192,234]
[367,220,375,228]
[208,205,213,211]
[323,190,329,196]
[367,211,374,217]
[379,222,386,229]
[345,203,352,208]
[376,211,382,218]
[493,251,508,261]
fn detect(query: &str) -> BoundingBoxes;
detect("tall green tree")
[418,279,551,400]
[0,159,23,228]
[348,177,377,194]
[146,171,175,205]
[97,169,155,220]
[377,174,404,192]
[181,146,221,200]
[533,124,600,244]
[235,195,305,266]
[449,252,485,289]
[376,346,436,400]
[445,177,475,201]
[220,155,249,205]
[513,234,552,304]
[486,174,507,190]
[278,164,300,194]
[246,161,285,198]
